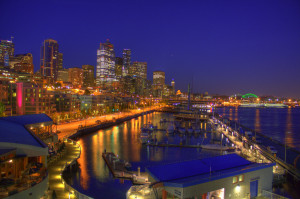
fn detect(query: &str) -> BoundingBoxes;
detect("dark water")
[215,107,300,151]
[67,112,221,199]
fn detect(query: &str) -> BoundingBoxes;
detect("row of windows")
[233,175,244,184]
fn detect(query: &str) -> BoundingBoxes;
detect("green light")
[242,93,258,99]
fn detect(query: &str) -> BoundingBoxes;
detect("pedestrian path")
[47,140,80,199]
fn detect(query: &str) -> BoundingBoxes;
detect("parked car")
[267,146,277,154]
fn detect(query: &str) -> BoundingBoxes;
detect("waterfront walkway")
[47,140,80,199]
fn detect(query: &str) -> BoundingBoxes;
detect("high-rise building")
[69,67,83,88]
[171,79,175,95]
[82,65,95,87]
[115,57,123,79]
[96,40,116,85]
[40,39,59,82]
[11,53,34,74]
[58,52,63,70]
[122,49,131,76]
[153,71,165,98]
[129,61,147,79]
[0,39,14,67]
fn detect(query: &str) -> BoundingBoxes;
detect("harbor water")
[215,107,300,151]
[65,112,221,199]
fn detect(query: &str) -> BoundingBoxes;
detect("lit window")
[233,176,238,184]
[239,175,244,182]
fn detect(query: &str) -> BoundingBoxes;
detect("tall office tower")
[115,57,123,79]
[96,40,116,85]
[57,52,63,70]
[13,53,34,74]
[69,67,83,88]
[0,39,15,67]
[153,71,165,98]
[40,39,59,82]
[129,61,147,79]
[153,71,165,86]
[82,65,95,87]
[122,49,131,76]
[171,79,175,94]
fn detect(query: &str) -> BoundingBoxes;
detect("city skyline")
[1,0,300,97]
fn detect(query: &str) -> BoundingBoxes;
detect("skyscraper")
[96,40,116,85]
[13,53,34,74]
[129,61,147,79]
[0,39,14,67]
[82,65,95,87]
[122,49,131,76]
[153,71,165,98]
[115,57,123,79]
[58,52,63,70]
[40,39,59,82]
[171,79,175,95]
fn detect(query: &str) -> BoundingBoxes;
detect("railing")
[60,138,93,199]
[261,190,289,199]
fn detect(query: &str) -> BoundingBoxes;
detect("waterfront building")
[57,52,63,70]
[69,67,83,88]
[11,53,34,74]
[128,154,274,199]
[115,57,123,79]
[82,65,95,88]
[129,61,147,79]
[40,39,59,83]
[0,114,54,198]
[122,49,131,76]
[96,40,116,85]
[57,68,69,82]
[0,39,14,67]
[9,82,54,116]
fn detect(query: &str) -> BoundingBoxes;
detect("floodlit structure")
[127,154,274,199]
[0,114,55,198]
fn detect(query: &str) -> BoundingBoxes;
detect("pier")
[102,152,149,185]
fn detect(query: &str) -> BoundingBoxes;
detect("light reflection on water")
[68,112,221,199]
[216,107,300,150]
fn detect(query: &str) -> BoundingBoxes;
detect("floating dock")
[102,152,149,185]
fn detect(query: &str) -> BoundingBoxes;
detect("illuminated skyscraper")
[96,40,116,85]
[153,71,165,98]
[69,67,83,88]
[40,39,59,82]
[58,52,63,70]
[82,65,95,87]
[115,57,123,79]
[171,79,175,94]
[0,39,14,67]
[122,49,131,76]
[129,61,147,79]
[12,53,34,74]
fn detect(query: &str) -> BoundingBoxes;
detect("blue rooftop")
[146,154,274,187]
[0,120,46,148]
[0,114,52,126]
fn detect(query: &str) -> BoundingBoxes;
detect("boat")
[264,103,288,108]
[140,128,152,144]
[178,127,186,134]
[167,125,175,134]
[239,103,264,108]
[187,127,194,134]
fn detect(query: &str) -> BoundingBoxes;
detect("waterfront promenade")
[56,107,160,139]
[47,140,81,199]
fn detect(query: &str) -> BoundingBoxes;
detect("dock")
[102,152,149,185]
[174,113,209,121]
[146,143,235,151]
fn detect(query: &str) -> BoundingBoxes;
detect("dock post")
[138,166,140,176]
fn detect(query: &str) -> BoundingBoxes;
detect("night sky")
[1,0,300,97]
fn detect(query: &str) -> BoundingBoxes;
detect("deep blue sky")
[1,0,300,97]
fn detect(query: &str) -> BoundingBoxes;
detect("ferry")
[239,103,264,108]
[264,103,288,108]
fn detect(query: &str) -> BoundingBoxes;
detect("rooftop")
[0,114,52,126]
[146,154,274,188]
